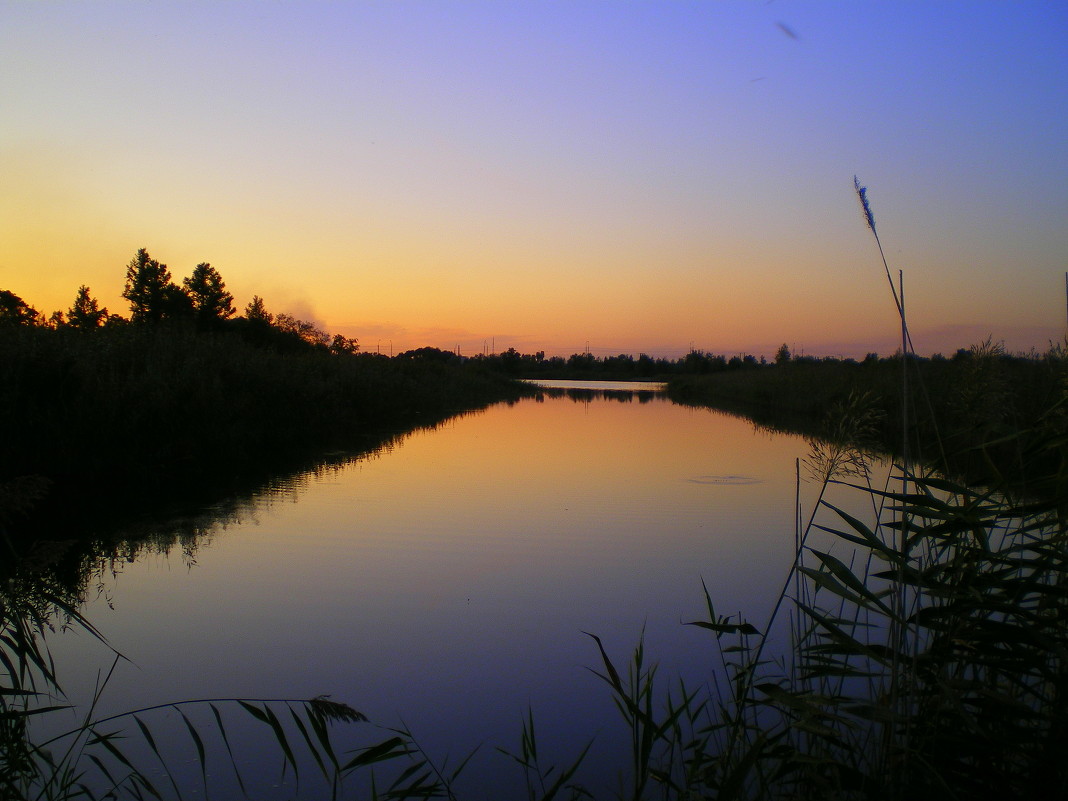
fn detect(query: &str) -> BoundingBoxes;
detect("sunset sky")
[3,2,1066,359]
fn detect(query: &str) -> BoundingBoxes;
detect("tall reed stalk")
[7,181,1067,800]
[587,180,1068,800]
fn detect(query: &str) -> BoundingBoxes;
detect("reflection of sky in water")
[46,390,878,799]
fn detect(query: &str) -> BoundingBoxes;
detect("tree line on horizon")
[0,247,533,506]
[0,248,358,355]
[2,247,1052,378]
[450,338,1043,381]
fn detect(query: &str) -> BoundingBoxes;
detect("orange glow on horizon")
[2,4,1065,360]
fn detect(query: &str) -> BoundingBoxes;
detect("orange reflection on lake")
[51,384,833,799]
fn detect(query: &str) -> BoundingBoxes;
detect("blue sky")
[3,2,1066,357]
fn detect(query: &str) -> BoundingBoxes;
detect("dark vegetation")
[469,345,761,381]
[666,342,1067,489]
[6,175,1068,800]
[473,337,1064,490]
[1,249,531,537]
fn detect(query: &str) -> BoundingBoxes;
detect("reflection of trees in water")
[0,525,436,800]
[536,387,666,405]
[3,408,490,607]
[0,404,509,800]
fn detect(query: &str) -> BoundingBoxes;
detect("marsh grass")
[581,373,1068,800]
[667,350,1063,485]
[496,708,592,801]
[0,324,531,544]
[7,181,1067,799]
[0,540,466,800]
[568,180,1068,799]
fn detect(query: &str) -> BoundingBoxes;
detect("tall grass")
[0,526,476,800]
[576,181,1068,799]
[7,180,1067,799]
[667,349,1064,486]
[0,326,533,798]
[0,325,531,541]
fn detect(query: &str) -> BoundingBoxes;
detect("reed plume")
[854,175,903,320]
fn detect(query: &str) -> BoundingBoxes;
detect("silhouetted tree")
[123,248,190,323]
[683,350,713,374]
[183,263,234,327]
[329,334,359,355]
[567,352,596,371]
[160,283,194,320]
[0,290,43,326]
[604,354,636,375]
[66,285,109,329]
[233,295,287,349]
[636,354,657,376]
[775,343,791,365]
[499,347,523,374]
[275,313,329,348]
[396,346,458,363]
[244,295,273,325]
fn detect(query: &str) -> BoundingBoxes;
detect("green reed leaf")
[306,702,342,776]
[686,620,761,636]
[289,703,330,783]
[582,631,623,693]
[210,702,248,796]
[94,727,158,798]
[176,706,208,792]
[236,699,270,724]
[342,736,410,771]
[809,549,897,617]
[537,739,592,801]
[260,704,299,783]
[86,752,122,796]
[133,714,181,800]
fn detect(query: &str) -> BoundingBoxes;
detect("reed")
[0,534,468,800]
[563,181,1068,800]
[0,324,532,541]
[6,181,1066,799]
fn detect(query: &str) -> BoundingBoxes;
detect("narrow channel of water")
[43,382,872,798]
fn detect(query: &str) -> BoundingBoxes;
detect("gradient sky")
[3,2,1066,359]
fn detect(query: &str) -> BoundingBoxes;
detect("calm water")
[46,382,859,798]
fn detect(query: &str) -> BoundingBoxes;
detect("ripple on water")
[686,474,763,485]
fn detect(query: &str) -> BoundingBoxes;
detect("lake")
[42,380,862,799]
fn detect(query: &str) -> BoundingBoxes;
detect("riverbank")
[0,325,533,539]
[666,346,1067,490]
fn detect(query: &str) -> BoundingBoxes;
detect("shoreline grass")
[6,183,1068,798]
[666,344,1067,492]
[0,324,533,541]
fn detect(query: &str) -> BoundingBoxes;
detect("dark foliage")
[0,290,43,326]
[667,346,1066,487]
[0,324,530,534]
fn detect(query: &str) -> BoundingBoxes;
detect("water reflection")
[526,378,666,405]
[32,385,835,799]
